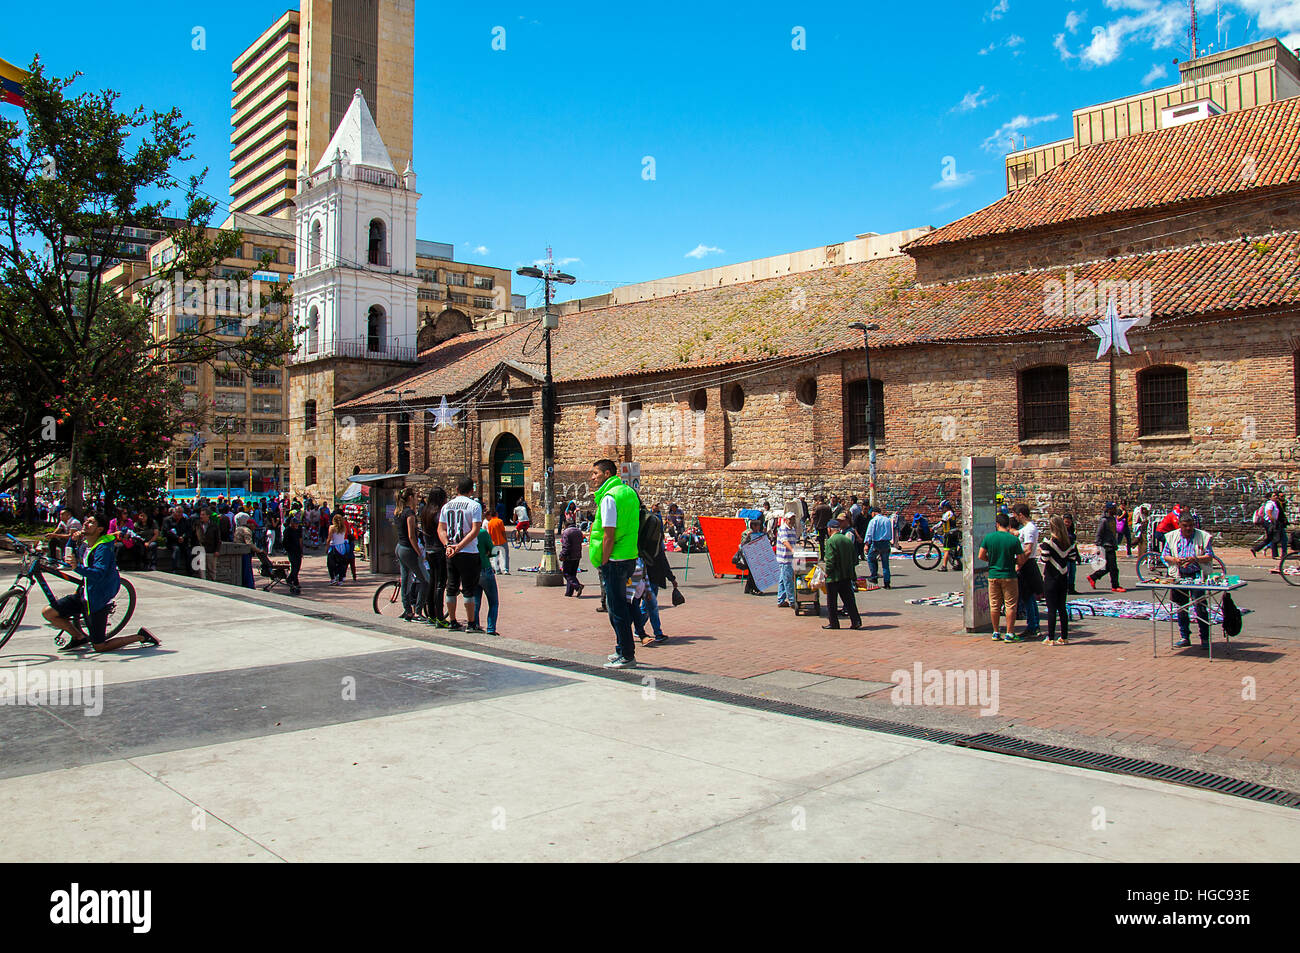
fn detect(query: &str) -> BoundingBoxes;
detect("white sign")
[741,537,781,593]
[619,461,641,493]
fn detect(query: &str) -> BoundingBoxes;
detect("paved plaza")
[0,553,1297,862]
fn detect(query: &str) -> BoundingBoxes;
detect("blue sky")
[6,1,1299,303]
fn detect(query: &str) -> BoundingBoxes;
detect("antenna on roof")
[1188,0,1198,58]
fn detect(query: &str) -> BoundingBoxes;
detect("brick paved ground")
[273,539,1300,786]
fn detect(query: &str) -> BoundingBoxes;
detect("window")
[307,305,320,352]
[177,315,201,333]
[418,268,438,283]
[304,400,317,431]
[1138,366,1189,436]
[450,292,468,305]
[305,456,317,486]
[250,369,281,388]
[473,275,494,290]
[445,271,467,286]
[215,316,243,336]
[846,379,885,445]
[252,244,278,264]
[796,377,817,407]
[367,218,387,266]
[178,366,198,387]
[722,383,745,412]
[367,305,386,352]
[309,221,322,268]
[229,448,246,463]
[214,367,244,388]
[181,392,199,410]
[252,395,282,415]
[252,449,274,462]
[252,420,282,435]
[690,389,707,413]
[473,296,494,309]
[1019,365,1069,440]
[213,392,246,413]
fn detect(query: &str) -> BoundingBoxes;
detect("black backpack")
[637,498,663,563]
[1221,592,1242,638]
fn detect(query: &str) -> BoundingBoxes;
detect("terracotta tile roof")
[337,231,1300,407]
[908,97,1300,250]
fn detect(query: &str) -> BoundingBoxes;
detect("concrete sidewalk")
[0,573,1296,862]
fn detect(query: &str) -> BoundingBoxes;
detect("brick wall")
[912,185,1300,284]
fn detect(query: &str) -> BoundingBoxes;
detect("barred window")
[250,369,281,388]
[845,379,885,445]
[1138,366,1189,436]
[251,420,282,435]
[178,366,197,387]
[251,395,282,415]
[304,400,317,431]
[1019,365,1069,440]
[305,456,317,486]
[473,275,494,290]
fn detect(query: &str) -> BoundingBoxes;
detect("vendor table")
[1131,578,1246,661]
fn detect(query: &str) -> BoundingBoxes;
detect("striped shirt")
[1039,537,1078,579]
[776,525,798,566]
[1162,530,1214,578]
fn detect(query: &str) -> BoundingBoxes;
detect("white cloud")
[1053,1,1186,68]
[952,86,996,112]
[979,34,1024,55]
[685,244,724,259]
[470,244,489,256]
[982,114,1060,154]
[934,199,960,213]
[986,0,1009,21]
[1232,1,1300,50]
[1007,34,1025,47]
[1066,10,1086,33]
[932,171,976,190]
[1142,62,1168,85]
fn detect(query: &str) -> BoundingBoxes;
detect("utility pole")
[517,250,576,587]
[1189,0,1199,58]
[849,321,882,506]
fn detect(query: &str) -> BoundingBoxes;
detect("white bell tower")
[292,88,420,361]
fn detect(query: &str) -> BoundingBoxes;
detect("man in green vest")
[589,459,641,668]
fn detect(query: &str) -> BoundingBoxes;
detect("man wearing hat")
[822,520,863,630]
[775,510,799,607]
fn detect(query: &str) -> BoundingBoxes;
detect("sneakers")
[649,635,668,645]
[1111,587,1127,593]
[137,628,160,647]
[607,652,622,662]
[1003,634,1026,643]
[1040,634,1053,643]
[58,638,92,652]
[603,656,637,669]
[1174,637,1191,648]
[466,623,485,633]
[991,633,1005,641]
[1088,577,1097,590]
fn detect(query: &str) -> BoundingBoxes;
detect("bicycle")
[1277,552,1300,586]
[511,524,539,550]
[0,534,137,650]
[1134,549,1227,584]
[372,578,407,617]
[913,537,963,572]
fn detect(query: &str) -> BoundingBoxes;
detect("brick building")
[318,94,1300,544]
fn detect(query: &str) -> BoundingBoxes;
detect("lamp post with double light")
[517,261,576,586]
[848,321,882,506]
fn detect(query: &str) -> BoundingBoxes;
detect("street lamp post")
[848,322,882,506]
[517,259,576,587]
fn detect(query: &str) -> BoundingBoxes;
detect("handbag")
[671,587,685,606]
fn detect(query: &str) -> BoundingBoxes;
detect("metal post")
[864,331,877,508]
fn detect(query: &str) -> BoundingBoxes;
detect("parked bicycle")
[913,537,963,572]
[372,578,406,617]
[1134,547,1227,584]
[0,534,136,649]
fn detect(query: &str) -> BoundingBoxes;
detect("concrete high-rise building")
[296,0,414,182]
[230,10,301,217]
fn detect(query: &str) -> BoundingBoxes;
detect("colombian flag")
[1,57,29,109]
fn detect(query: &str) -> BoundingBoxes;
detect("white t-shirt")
[513,504,529,523]
[1019,520,1040,560]
[441,496,483,553]
[600,494,618,528]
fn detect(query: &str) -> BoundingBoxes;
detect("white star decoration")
[430,396,461,429]
[1090,297,1140,359]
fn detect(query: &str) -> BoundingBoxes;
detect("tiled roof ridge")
[909,95,1300,250]
[914,227,1299,291]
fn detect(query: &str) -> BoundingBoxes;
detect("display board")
[741,537,781,592]
[698,516,748,578]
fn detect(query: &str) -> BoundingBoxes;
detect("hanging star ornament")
[430,396,461,429]
[1090,297,1140,359]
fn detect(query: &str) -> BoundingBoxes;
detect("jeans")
[562,557,582,595]
[471,567,499,632]
[866,540,891,584]
[777,563,795,604]
[326,548,348,581]
[599,558,637,660]
[1066,560,1077,592]
[1171,586,1210,643]
[641,583,663,638]
[395,543,429,614]
[1019,589,1041,634]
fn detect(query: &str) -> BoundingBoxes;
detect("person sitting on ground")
[43,515,159,653]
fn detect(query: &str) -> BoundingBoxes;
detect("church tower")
[288,89,420,496]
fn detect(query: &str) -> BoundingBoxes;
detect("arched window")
[368,218,387,266]
[367,305,386,352]
[309,220,322,268]
[690,389,707,413]
[722,383,745,412]
[845,379,885,445]
[304,400,317,431]
[1019,365,1069,440]
[307,305,320,352]
[1138,366,1189,436]
[305,456,317,486]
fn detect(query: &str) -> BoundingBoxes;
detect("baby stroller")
[256,549,299,595]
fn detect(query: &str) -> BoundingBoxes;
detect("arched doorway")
[491,433,525,521]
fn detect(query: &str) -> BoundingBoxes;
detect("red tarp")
[699,516,748,578]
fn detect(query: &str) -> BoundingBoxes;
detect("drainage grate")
[144,574,1300,811]
[959,733,1300,808]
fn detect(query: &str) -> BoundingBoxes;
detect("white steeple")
[312,89,396,174]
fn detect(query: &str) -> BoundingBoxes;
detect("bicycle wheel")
[372,580,403,616]
[950,551,964,572]
[0,587,28,650]
[1134,552,1166,583]
[912,542,941,571]
[1280,553,1300,587]
[103,578,136,639]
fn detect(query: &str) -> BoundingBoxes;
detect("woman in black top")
[421,487,448,624]
[283,513,303,593]
[393,487,428,621]
[1062,513,1079,593]
[1040,515,1080,645]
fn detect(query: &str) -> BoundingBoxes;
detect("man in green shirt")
[979,512,1028,642]
[822,520,863,630]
